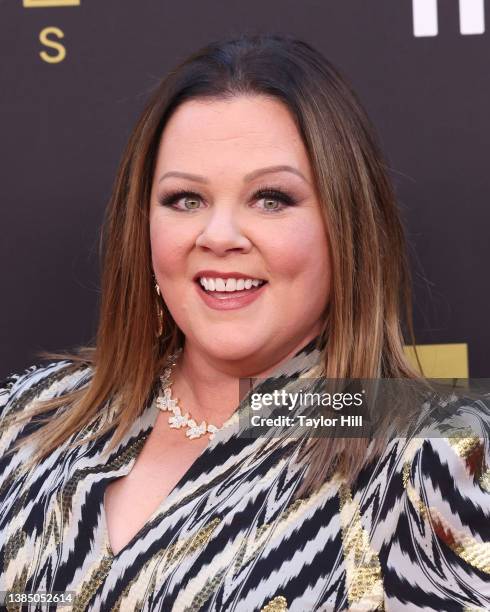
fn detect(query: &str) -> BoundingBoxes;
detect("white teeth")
[215,278,226,291]
[198,276,265,292]
[225,278,237,292]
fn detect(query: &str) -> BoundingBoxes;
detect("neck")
[169,329,322,426]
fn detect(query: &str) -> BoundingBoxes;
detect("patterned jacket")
[1,339,489,611]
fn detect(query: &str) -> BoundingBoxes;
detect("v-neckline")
[100,399,219,559]
[99,334,324,558]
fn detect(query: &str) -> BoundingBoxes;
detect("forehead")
[155,95,312,179]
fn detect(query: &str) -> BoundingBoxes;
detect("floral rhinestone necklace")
[156,348,220,440]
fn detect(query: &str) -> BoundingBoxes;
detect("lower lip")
[194,281,268,310]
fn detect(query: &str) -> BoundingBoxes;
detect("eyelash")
[157,186,298,213]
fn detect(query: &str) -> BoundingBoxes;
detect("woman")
[1,33,489,611]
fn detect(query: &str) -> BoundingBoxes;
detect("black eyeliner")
[158,185,298,211]
[158,189,202,207]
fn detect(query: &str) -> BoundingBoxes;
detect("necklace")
[156,348,220,440]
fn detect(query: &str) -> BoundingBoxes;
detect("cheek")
[264,216,330,284]
[150,214,189,279]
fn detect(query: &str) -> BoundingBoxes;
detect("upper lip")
[193,270,267,281]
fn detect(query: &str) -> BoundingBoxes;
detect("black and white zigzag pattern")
[1,341,489,611]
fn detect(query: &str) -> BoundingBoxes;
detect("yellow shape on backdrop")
[404,344,469,378]
[23,0,80,7]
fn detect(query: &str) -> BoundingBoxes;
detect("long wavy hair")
[8,32,423,498]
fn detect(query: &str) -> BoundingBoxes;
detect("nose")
[195,206,252,256]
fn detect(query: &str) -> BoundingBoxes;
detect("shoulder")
[405,392,490,491]
[0,359,93,424]
[403,392,490,578]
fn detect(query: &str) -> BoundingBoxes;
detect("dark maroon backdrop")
[1,0,488,377]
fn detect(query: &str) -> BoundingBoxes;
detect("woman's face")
[149,95,331,364]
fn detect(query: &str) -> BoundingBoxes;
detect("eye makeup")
[157,184,299,213]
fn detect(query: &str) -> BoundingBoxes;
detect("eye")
[252,187,298,213]
[158,190,204,212]
[158,186,298,213]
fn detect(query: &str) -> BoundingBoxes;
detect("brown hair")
[7,32,423,498]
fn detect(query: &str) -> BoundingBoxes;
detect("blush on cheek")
[272,233,330,298]
[150,233,185,277]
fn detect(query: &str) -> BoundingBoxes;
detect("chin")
[193,330,267,362]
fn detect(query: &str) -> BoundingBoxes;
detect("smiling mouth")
[195,278,268,299]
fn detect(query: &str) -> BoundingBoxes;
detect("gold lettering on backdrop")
[39,27,66,63]
[23,2,79,62]
[24,0,80,7]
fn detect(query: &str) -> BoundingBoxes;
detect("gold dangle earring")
[153,274,164,338]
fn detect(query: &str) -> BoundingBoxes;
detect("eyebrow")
[158,165,309,185]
